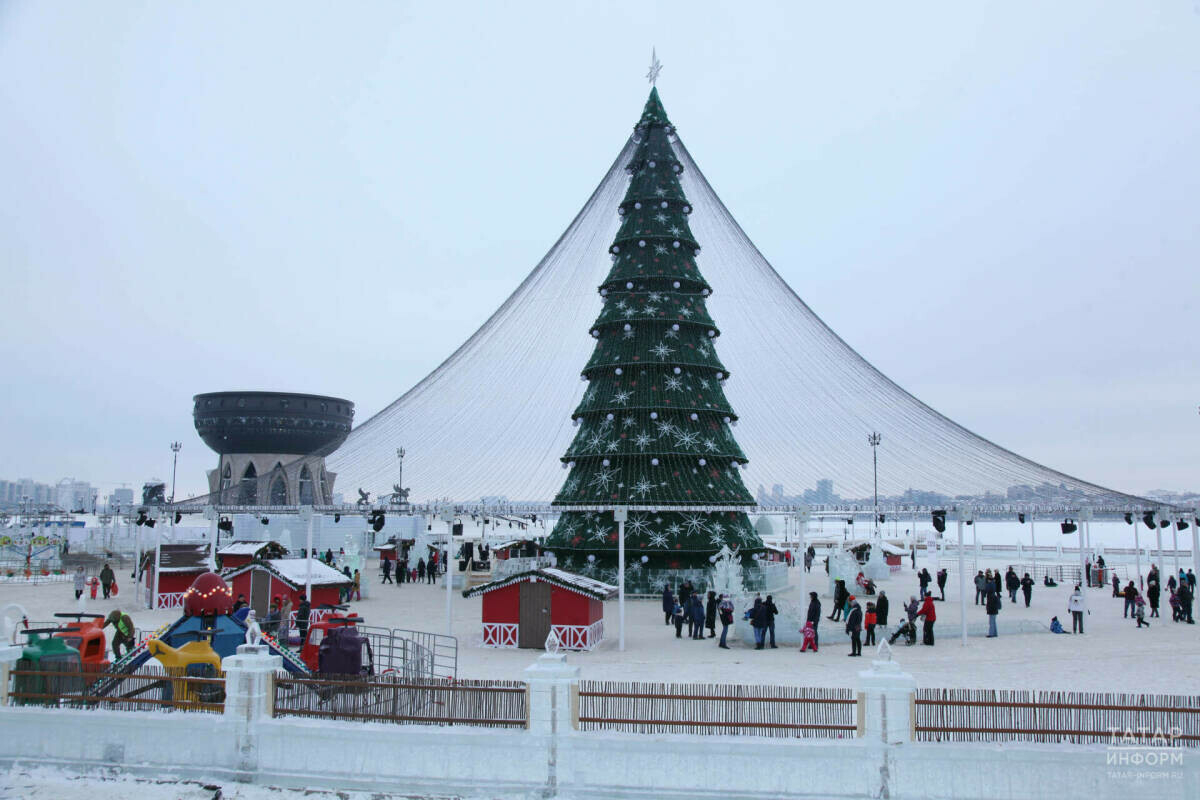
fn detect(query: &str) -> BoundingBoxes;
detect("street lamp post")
[169,442,182,504]
[868,433,882,538]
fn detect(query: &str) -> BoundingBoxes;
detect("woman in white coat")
[1067,585,1085,634]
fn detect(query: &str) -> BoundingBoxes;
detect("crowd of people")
[654,550,1198,657]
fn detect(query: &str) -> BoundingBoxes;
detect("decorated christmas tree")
[545,88,763,573]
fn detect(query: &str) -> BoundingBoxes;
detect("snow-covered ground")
[0,765,474,799]
[3,549,1197,694]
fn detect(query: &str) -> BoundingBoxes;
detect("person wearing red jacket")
[916,592,937,645]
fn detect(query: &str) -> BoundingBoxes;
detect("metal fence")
[272,674,526,728]
[392,628,458,679]
[914,688,1200,746]
[577,680,857,739]
[9,665,225,713]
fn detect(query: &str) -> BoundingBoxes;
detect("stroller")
[888,619,917,646]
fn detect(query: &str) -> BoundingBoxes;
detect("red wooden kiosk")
[462,567,617,651]
[222,558,351,617]
[142,544,210,610]
[216,540,286,570]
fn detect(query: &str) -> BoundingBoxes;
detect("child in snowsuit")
[864,602,877,646]
[1134,595,1149,628]
[672,602,685,638]
[799,621,818,652]
[1049,616,1066,634]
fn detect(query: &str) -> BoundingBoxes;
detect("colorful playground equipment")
[299,604,374,676]
[11,627,85,705]
[51,612,109,669]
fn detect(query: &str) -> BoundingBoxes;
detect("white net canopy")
[320,92,1155,512]
[184,91,1160,513]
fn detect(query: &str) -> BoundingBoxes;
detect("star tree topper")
[646,48,662,86]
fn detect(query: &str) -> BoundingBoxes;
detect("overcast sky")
[1,1,1197,500]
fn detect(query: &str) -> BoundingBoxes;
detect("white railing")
[481,622,519,648]
[152,592,185,610]
[551,620,604,651]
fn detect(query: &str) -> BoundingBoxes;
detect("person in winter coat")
[829,580,847,621]
[974,571,987,605]
[99,563,115,599]
[1178,581,1195,624]
[749,597,767,649]
[904,595,920,623]
[1122,582,1138,618]
[1020,573,1034,607]
[662,585,675,626]
[678,581,692,609]
[296,596,311,645]
[1067,585,1085,633]
[864,602,877,646]
[936,569,948,601]
[690,594,705,640]
[351,570,362,601]
[718,594,734,649]
[845,596,863,656]
[1167,574,1177,594]
[918,568,931,598]
[417,558,426,582]
[1049,616,1066,634]
[763,595,779,648]
[104,610,136,659]
[73,567,86,600]
[985,590,1001,638]
[805,591,822,650]
[1005,569,1019,604]
[381,558,392,584]
[1188,570,1197,592]
[1112,573,1120,598]
[1147,570,1161,617]
[876,591,889,627]
[705,591,718,638]
[672,601,686,638]
[1134,595,1149,628]
[916,593,937,645]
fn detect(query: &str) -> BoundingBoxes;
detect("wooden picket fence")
[9,665,225,713]
[914,688,1200,746]
[577,680,857,739]
[272,673,527,729]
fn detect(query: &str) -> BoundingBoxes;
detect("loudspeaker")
[1061,519,1077,535]
[1018,513,1026,524]
[931,510,946,533]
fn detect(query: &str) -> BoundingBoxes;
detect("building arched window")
[269,470,288,505]
[298,465,314,506]
[238,463,258,505]
[319,468,329,505]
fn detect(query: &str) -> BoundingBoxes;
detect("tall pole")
[206,507,218,571]
[1191,508,1199,585]
[169,442,182,504]
[396,447,406,504]
[868,433,881,539]
[1134,518,1142,590]
[152,511,163,609]
[1078,515,1088,623]
[302,506,314,603]
[444,512,454,636]
[1029,513,1037,574]
[957,507,968,647]
[1173,521,1180,580]
[1156,515,1163,575]
[614,508,628,652]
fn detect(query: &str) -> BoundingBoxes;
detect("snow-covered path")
[2,555,1197,693]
